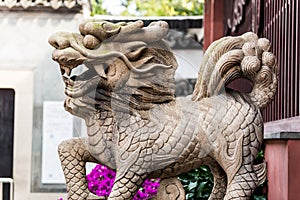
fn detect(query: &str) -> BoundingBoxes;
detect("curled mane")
[111,42,178,112]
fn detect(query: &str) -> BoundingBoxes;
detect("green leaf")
[188,181,198,190]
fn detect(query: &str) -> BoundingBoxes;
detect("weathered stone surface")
[49,20,278,200]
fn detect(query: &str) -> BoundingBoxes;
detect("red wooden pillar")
[204,0,225,50]
[265,139,300,200]
[264,117,300,200]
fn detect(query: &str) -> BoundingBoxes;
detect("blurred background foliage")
[90,0,204,16]
[91,0,107,16]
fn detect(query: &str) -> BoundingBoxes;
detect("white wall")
[174,49,203,79]
[0,11,83,200]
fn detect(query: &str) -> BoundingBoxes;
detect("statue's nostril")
[52,41,60,49]
[56,39,70,49]
[48,32,71,49]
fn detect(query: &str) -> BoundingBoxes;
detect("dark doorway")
[0,89,15,200]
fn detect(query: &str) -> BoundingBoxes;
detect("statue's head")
[49,20,178,119]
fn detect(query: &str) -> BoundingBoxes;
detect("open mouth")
[62,64,102,98]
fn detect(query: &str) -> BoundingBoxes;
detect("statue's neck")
[85,111,117,169]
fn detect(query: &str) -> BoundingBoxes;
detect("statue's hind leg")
[223,163,258,200]
[58,137,98,200]
[207,161,227,200]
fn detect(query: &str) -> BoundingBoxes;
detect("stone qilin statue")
[49,20,278,200]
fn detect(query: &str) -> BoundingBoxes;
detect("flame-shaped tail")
[192,32,279,109]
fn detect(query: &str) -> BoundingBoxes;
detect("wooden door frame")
[0,70,34,200]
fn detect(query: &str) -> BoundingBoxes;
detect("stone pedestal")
[264,117,300,200]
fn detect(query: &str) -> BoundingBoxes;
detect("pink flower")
[86,164,160,200]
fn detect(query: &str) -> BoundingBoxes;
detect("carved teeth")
[60,65,73,76]
[63,76,74,86]
[65,68,72,76]
[68,78,74,86]
[64,76,100,98]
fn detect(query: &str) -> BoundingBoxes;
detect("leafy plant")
[178,150,267,200]
[178,165,213,200]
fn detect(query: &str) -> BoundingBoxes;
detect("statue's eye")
[60,57,68,62]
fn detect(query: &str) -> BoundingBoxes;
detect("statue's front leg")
[58,137,98,200]
[107,171,147,200]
